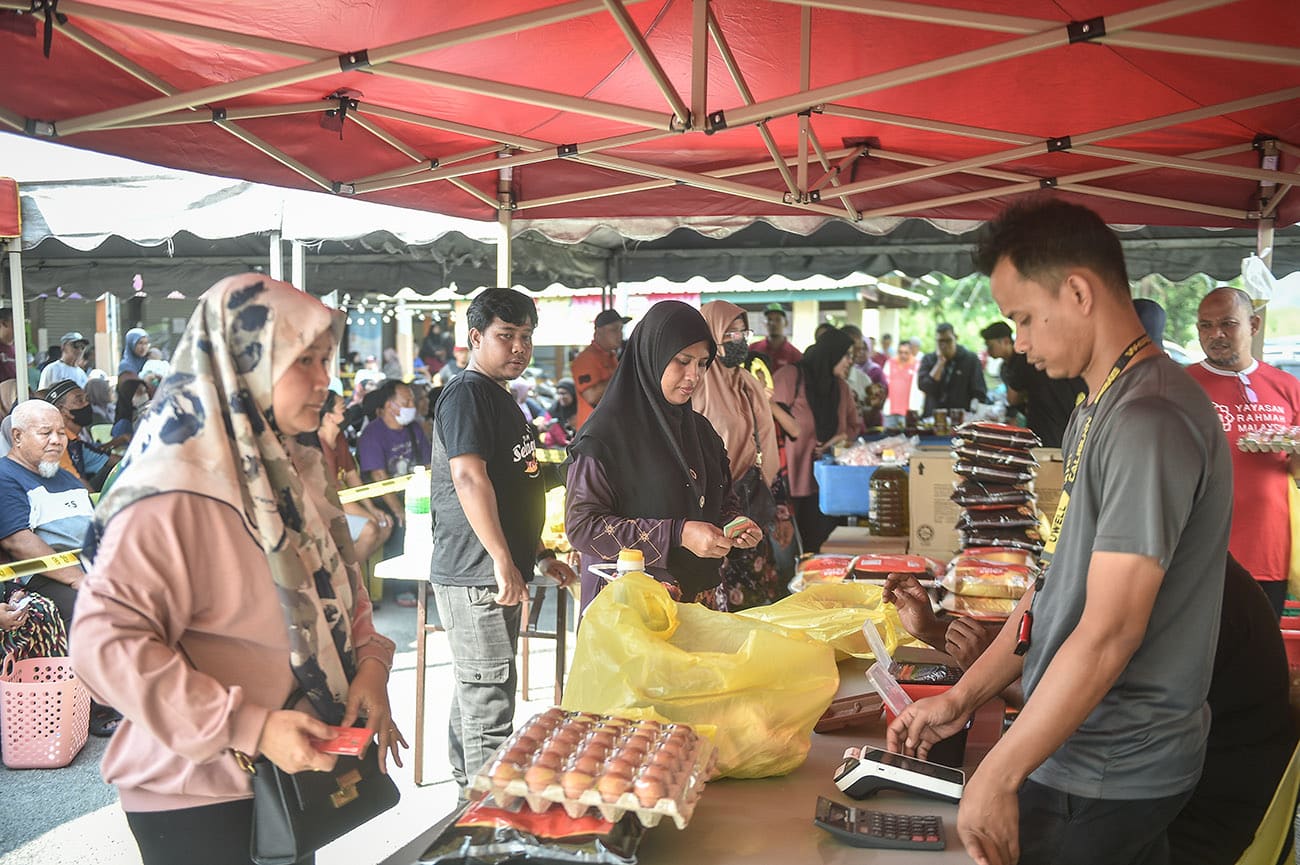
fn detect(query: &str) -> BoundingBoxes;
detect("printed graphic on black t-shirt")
[428,370,546,586]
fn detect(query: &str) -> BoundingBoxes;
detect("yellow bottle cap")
[617,548,645,569]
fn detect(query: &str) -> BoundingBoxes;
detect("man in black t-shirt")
[428,287,576,796]
[981,320,1086,448]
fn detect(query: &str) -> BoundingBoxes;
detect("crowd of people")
[0,198,1296,865]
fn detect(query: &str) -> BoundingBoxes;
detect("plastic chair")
[89,423,113,444]
[1233,739,1300,865]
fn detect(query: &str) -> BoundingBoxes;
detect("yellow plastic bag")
[736,582,916,661]
[561,573,838,779]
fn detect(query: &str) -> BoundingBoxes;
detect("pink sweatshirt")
[70,492,394,813]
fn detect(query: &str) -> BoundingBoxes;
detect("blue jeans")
[429,584,521,790]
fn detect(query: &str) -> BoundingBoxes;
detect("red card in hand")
[312,727,373,757]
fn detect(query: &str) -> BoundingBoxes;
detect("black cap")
[43,379,82,406]
[594,309,631,328]
[980,321,1013,341]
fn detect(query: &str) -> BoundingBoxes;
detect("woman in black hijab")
[771,327,856,553]
[566,301,762,611]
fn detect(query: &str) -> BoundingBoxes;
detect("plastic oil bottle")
[403,465,432,563]
[867,450,909,537]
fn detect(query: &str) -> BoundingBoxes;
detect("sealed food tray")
[470,709,717,830]
[813,460,878,516]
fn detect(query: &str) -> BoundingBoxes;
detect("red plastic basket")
[1283,630,1300,670]
[0,653,91,769]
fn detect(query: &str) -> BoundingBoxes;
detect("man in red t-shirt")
[749,303,803,371]
[1189,287,1300,617]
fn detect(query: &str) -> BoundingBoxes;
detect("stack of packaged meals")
[940,422,1044,619]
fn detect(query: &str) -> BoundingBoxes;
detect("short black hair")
[973,198,1130,297]
[467,287,538,333]
[0,307,11,324]
[319,389,342,419]
[936,322,956,336]
[841,324,864,340]
[366,379,410,418]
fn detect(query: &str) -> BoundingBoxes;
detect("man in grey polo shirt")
[889,199,1231,865]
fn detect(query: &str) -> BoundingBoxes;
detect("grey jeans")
[429,584,522,789]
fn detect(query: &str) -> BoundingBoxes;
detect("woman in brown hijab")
[693,301,789,610]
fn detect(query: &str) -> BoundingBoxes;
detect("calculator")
[814,796,945,851]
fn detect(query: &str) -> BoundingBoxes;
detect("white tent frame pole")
[796,6,812,197]
[774,0,1300,66]
[350,145,503,186]
[574,152,851,217]
[691,0,710,127]
[602,0,690,124]
[1262,186,1292,220]
[52,0,655,136]
[269,233,284,281]
[351,129,671,195]
[6,241,28,402]
[823,86,1300,199]
[104,103,332,130]
[711,0,1234,131]
[707,9,799,197]
[346,116,500,210]
[806,125,862,220]
[356,104,551,152]
[290,241,306,292]
[216,120,334,190]
[517,146,855,210]
[368,66,671,130]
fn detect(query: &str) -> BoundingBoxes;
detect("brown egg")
[633,720,662,734]
[657,738,683,759]
[534,748,565,771]
[587,730,616,749]
[622,734,652,755]
[561,769,594,798]
[597,772,632,802]
[571,754,602,775]
[550,726,584,746]
[604,756,637,779]
[633,774,667,807]
[490,760,522,785]
[540,707,567,723]
[650,748,680,771]
[525,764,557,792]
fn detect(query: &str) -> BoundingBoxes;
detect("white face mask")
[396,406,417,426]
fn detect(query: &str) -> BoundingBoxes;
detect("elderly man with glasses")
[1189,287,1300,618]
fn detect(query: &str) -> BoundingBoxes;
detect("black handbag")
[242,691,400,865]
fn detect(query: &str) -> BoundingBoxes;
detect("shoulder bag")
[239,690,400,865]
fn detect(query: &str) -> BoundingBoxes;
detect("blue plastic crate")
[813,459,877,516]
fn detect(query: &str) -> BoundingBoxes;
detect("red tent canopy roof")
[0,0,1296,228]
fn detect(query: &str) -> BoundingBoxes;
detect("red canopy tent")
[0,0,1295,233]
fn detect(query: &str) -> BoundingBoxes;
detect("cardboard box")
[908,451,961,561]
[1030,448,1064,524]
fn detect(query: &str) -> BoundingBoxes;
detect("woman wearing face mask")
[772,328,857,554]
[565,301,762,612]
[119,327,151,377]
[692,302,790,610]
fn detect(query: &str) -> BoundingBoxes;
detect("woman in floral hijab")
[71,275,401,865]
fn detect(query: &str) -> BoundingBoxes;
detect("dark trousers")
[792,495,839,554]
[126,799,314,865]
[1259,579,1287,619]
[1018,778,1193,865]
[23,575,78,632]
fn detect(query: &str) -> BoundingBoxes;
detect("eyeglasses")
[1238,372,1258,404]
[723,329,752,341]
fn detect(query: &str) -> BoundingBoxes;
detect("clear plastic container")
[403,465,432,561]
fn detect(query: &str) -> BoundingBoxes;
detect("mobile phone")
[723,516,753,539]
[10,595,33,612]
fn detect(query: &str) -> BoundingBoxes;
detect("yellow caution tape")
[337,473,414,504]
[0,550,83,583]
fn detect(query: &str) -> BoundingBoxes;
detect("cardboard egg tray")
[468,709,717,830]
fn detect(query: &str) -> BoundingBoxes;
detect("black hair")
[0,307,11,323]
[467,287,538,333]
[366,379,409,418]
[114,377,147,424]
[319,389,342,420]
[841,324,864,340]
[973,198,1130,297]
[936,322,956,336]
